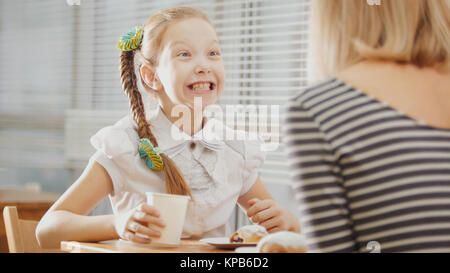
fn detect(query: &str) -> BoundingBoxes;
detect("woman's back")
[337,61,450,130]
[284,64,450,252]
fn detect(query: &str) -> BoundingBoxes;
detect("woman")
[284,0,450,252]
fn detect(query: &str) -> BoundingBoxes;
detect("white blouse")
[89,107,266,238]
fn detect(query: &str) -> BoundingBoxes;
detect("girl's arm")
[37,159,166,249]
[237,176,301,233]
[35,160,118,249]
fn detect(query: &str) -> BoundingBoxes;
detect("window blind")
[0,0,74,169]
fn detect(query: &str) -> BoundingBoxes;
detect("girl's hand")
[114,203,166,244]
[247,198,300,233]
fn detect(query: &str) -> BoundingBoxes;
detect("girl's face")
[148,18,225,113]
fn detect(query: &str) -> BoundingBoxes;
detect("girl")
[36,6,300,248]
[285,0,450,252]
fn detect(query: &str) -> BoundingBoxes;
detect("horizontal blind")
[0,0,75,169]
[67,0,142,169]
[212,0,310,185]
[0,1,75,115]
[67,0,311,187]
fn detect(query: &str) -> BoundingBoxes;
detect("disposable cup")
[145,192,190,245]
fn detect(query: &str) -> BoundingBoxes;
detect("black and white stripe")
[284,77,450,253]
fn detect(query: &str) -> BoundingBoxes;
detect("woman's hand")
[114,203,166,244]
[247,198,301,233]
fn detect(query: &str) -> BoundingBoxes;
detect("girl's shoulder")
[218,120,265,161]
[212,118,244,157]
[114,115,140,139]
[106,114,140,143]
[90,114,140,158]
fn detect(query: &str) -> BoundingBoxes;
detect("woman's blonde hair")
[311,0,450,77]
[119,7,211,197]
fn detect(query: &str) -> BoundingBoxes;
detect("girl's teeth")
[192,83,211,91]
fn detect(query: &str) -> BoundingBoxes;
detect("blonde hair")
[311,0,450,77]
[119,7,211,197]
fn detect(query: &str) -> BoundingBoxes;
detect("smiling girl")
[36,6,300,248]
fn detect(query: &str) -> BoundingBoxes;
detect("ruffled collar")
[147,107,224,158]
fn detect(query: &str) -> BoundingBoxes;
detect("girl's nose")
[194,63,211,74]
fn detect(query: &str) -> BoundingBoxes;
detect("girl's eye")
[209,50,221,57]
[178,52,190,57]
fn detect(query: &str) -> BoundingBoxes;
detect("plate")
[235,246,258,253]
[200,237,257,249]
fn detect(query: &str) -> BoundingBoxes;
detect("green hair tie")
[138,138,164,171]
[117,25,144,51]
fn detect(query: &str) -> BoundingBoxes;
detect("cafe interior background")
[0,0,311,239]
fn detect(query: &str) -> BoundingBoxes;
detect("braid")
[120,50,156,143]
[120,50,192,198]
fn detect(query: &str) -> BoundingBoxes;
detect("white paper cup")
[145,192,190,245]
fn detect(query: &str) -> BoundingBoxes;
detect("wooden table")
[61,239,235,253]
[0,188,60,253]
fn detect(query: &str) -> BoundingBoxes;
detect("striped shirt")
[284,77,450,253]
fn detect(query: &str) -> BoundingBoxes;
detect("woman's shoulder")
[288,77,346,106]
[286,77,350,116]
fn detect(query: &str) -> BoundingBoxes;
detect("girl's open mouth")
[187,81,216,94]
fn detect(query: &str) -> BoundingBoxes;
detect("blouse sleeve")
[283,98,358,253]
[89,124,137,195]
[90,125,137,159]
[240,138,266,196]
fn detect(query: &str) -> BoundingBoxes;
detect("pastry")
[229,224,268,243]
[257,231,307,253]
